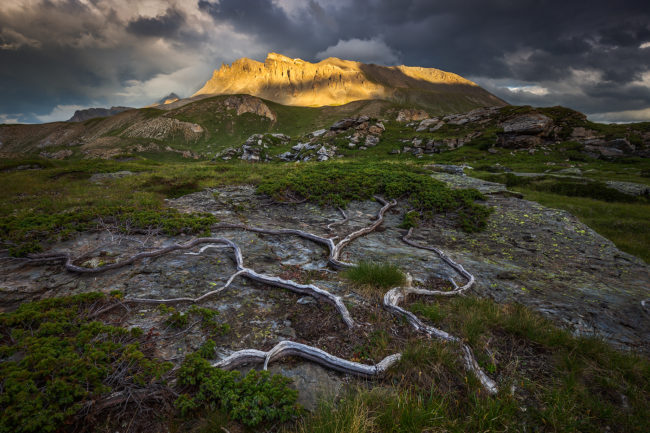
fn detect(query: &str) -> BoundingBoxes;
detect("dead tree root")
[214,340,401,378]
[25,198,499,392]
[381,227,498,394]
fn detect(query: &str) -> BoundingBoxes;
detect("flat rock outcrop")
[2,177,647,355]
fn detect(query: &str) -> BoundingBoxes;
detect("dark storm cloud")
[196,0,650,120]
[197,0,330,57]
[0,1,224,123]
[126,8,185,38]
[1,0,649,123]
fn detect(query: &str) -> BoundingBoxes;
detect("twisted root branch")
[326,207,349,231]
[214,340,401,378]
[329,196,396,268]
[32,238,354,328]
[214,196,396,270]
[380,228,498,394]
[401,227,475,296]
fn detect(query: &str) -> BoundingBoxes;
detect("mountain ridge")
[67,106,133,122]
[193,53,506,112]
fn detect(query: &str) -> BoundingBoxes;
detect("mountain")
[68,106,133,122]
[154,93,181,106]
[3,53,647,162]
[193,53,506,113]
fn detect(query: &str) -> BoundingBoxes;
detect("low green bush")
[0,206,217,257]
[162,305,229,336]
[176,351,300,427]
[0,293,172,433]
[257,162,492,232]
[399,210,420,229]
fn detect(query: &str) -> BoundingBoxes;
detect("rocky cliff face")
[194,53,506,111]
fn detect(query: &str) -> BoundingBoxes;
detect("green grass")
[0,158,285,255]
[480,173,647,203]
[344,261,406,290]
[4,290,645,432]
[1,102,649,432]
[467,171,649,262]
[287,296,650,433]
[0,158,493,256]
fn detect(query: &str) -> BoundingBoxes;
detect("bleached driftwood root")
[384,286,497,394]
[214,340,401,378]
[381,228,498,394]
[401,227,474,296]
[328,196,396,268]
[136,238,354,328]
[27,237,228,274]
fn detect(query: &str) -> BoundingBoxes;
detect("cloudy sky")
[1,0,649,124]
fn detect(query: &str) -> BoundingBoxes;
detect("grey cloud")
[198,0,336,57]
[126,8,185,38]
[316,38,400,65]
[1,0,649,123]
[0,1,230,122]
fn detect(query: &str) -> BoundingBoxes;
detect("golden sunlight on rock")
[194,52,505,109]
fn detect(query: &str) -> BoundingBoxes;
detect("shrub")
[176,352,300,426]
[1,206,217,257]
[163,306,229,336]
[0,293,172,433]
[257,162,492,232]
[399,210,420,229]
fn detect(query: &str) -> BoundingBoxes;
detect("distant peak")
[156,93,180,105]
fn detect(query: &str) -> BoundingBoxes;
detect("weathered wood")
[216,196,396,270]
[214,340,401,378]
[326,207,349,231]
[401,227,474,295]
[380,229,498,394]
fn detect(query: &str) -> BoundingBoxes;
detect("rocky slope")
[194,53,506,112]
[2,94,649,163]
[0,95,278,159]
[214,105,650,164]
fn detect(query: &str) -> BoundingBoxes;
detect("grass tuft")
[344,261,406,290]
